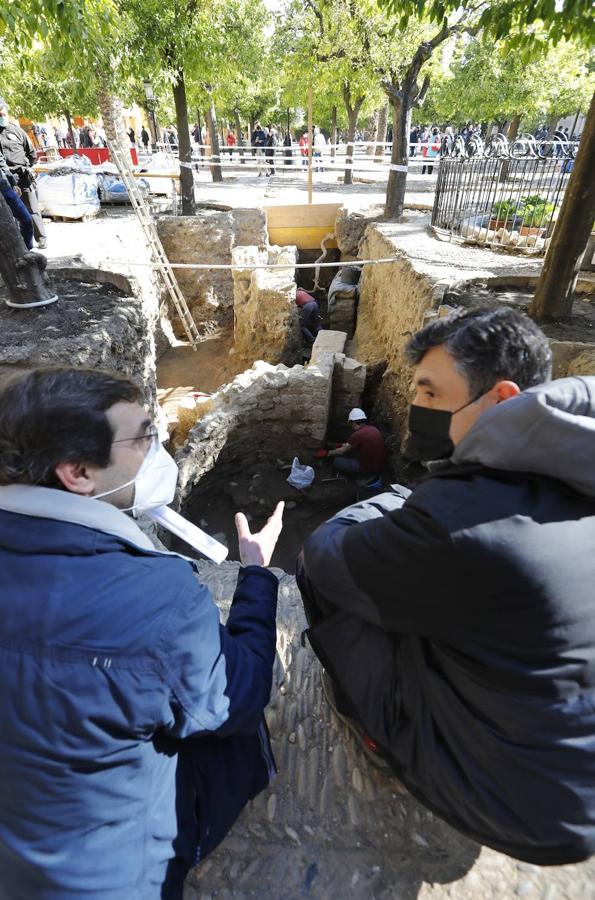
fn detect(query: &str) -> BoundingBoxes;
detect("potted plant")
[518,195,555,232]
[490,199,521,230]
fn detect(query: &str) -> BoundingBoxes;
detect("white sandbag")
[287,457,315,489]
[37,164,100,219]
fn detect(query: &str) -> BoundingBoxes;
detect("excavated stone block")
[232,245,300,365]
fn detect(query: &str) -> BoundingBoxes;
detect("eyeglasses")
[111,425,160,450]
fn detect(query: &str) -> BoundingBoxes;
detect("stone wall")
[157,208,268,335]
[0,267,157,409]
[174,330,363,505]
[232,245,300,365]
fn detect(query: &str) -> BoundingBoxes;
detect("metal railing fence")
[431,135,576,254]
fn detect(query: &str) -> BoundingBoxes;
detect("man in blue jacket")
[299,306,595,866]
[0,366,284,900]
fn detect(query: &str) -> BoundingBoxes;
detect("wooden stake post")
[307,86,313,205]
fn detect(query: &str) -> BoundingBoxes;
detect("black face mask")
[404,395,482,462]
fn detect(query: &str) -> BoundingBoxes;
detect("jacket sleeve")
[160,564,278,739]
[22,129,36,167]
[300,485,455,634]
[0,151,15,187]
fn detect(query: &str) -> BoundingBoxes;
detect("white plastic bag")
[287,457,315,489]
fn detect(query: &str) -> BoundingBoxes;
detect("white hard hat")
[348,407,367,422]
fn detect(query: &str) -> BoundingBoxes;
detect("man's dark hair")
[0,368,141,487]
[405,306,552,396]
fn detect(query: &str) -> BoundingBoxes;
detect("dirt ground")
[0,277,126,343]
[157,329,240,395]
[177,459,361,573]
[452,285,595,342]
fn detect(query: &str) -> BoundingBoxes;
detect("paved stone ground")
[183,561,595,900]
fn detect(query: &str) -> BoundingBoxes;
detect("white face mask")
[93,441,178,516]
[0,116,7,127]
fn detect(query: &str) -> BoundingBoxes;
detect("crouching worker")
[327,407,387,478]
[298,306,595,865]
[295,288,321,347]
[0,367,284,900]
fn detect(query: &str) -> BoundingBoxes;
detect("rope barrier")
[87,256,405,272]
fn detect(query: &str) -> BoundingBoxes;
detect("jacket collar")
[0,484,157,552]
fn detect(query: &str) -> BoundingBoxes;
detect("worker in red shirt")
[295,288,321,346]
[327,408,387,477]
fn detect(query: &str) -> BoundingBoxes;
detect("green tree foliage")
[379,0,595,51]
[429,36,594,130]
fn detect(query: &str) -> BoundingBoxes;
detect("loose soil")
[0,277,128,343]
[177,460,362,573]
[157,329,240,395]
[451,284,595,343]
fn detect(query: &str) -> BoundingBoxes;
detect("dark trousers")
[297,558,401,753]
[1,187,34,249]
[161,721,275,899]
[19,180,47,242]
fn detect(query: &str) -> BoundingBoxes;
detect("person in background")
[265,125,277,176]
[226,129,236,159]
[0,97,48,249]
[141,126,150,152]
[327,408,387,478]
[299,131,309,168]
[313,126,326,172]
[409,125,419,157]
[283,130,292,165]
[421,126,440,175]
[251,121,267,176]
[0,367,285,900]
[0,145,34,249]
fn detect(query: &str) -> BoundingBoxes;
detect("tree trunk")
[172,70,195,215]
[530,90,595,320]
[384,95,411,219]
[375,103,389,160]
[342,87,364,187]
[367,109,380,155]
[97,84,130,154]
[506,114,521,142]
[0,194,55,306]
[205,91,223,182]
[64,109,75,149]
[331,106,337,160]
[344,111,357,185]
[234,109,245,163]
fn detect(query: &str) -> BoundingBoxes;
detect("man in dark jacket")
[0,146,34,249]
[0,97,47,248]
[298,306,595,866]
[251,122,267,176]
[0,367,284,900]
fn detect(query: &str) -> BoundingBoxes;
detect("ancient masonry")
[174,330,366,507]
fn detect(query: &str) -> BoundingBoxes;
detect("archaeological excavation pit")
[164,330,385,574]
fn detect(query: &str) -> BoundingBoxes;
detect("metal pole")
[307,86,313,205]
[570,109,581,140]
